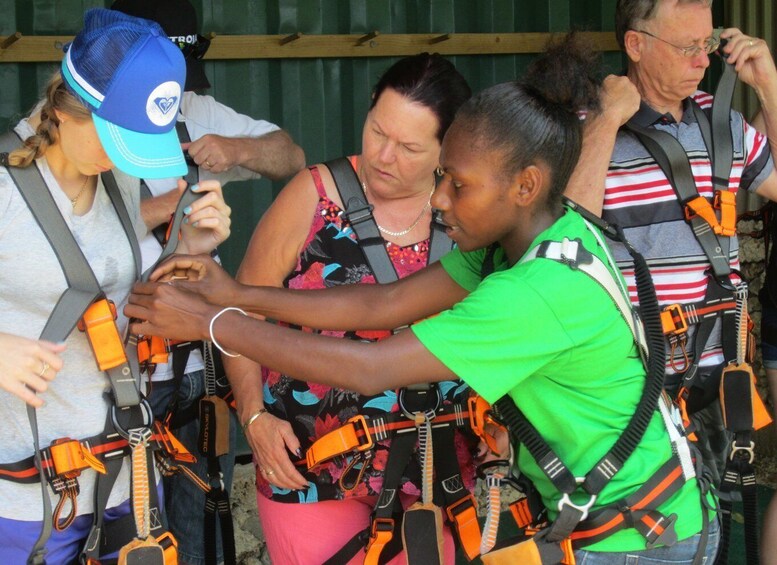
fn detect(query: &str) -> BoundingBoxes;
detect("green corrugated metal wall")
[1,0,730,272]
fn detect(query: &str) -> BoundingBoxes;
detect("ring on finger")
[265,469,275,476]
[205,160,212,167]
[749,39,754,47]
[37,362,50,378]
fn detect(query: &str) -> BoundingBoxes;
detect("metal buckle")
[557,478,597,521]
[111,399,154,440]
[662,303,688,335]
[398,384,441,419]
[729,440,755,464]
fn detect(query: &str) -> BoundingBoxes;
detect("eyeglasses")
[634,29,720,58]
[176,35,211,61]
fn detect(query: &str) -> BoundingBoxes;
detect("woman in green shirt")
[127,36,717,564]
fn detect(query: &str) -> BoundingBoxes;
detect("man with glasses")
[109,2,304,565]
[566,0,777,559]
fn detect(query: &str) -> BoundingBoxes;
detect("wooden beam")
[0,31,619,63]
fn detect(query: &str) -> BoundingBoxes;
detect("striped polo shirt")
[602,91,773,383]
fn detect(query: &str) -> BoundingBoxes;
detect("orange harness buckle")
[467,394,507,456]
[684,192,736,237]
[77,299,127,371]
[364,517,395,565]
[305,414,374,469]
[660,304,688,336]
[137,335,170,373]
[48,438,107,479]
[713,190,737,237]
[46,438,107,533]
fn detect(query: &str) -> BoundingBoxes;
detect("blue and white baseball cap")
[61,9,187,179]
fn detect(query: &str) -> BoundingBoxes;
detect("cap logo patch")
[155,96,177,114]
[146,81,182,126]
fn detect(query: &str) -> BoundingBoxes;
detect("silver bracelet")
[208,306,247,358]
[242,408,269,434]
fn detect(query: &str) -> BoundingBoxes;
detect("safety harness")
[138,119,237,565]
[471,202,709,565]
[623,54,771,565]
[0,131,199,564]
[304,158,482,564]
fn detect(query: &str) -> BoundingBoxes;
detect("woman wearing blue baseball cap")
[0,8,230,563]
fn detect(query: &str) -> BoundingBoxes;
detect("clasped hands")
[125,254,242,342]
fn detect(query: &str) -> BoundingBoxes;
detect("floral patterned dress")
[258,159,477,504]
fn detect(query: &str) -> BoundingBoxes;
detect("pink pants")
[257,491,457,565]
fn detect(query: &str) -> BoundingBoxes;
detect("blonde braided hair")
[7,72,91,168]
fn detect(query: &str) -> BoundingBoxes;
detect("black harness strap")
[322,432,415,565]
[140,120,198,246]
[326,158,399,282]
[322,158,461,564]
[325,157,454,282]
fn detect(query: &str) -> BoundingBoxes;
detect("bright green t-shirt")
[411,209,704,551]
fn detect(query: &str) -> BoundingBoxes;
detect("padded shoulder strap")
[428,209,455,263]
[0,132,102,339]
[325,157,399,283]
[325,158,454,284]
[0,131,105,565]
[522,233,647,357]
[623,120,732,278]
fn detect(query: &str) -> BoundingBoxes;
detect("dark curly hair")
[452,33,602,212]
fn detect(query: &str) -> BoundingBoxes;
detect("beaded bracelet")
[208,306,247,358]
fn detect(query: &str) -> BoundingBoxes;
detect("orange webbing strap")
[78,299,126,371]
[364,518,395,565]
[153,420,196,464]
[446,494,481,561]
[560,538,576,565]
[306,415,374,469]
[675,389,698,442]
[481,472,504,555]
[660,300,737,336]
